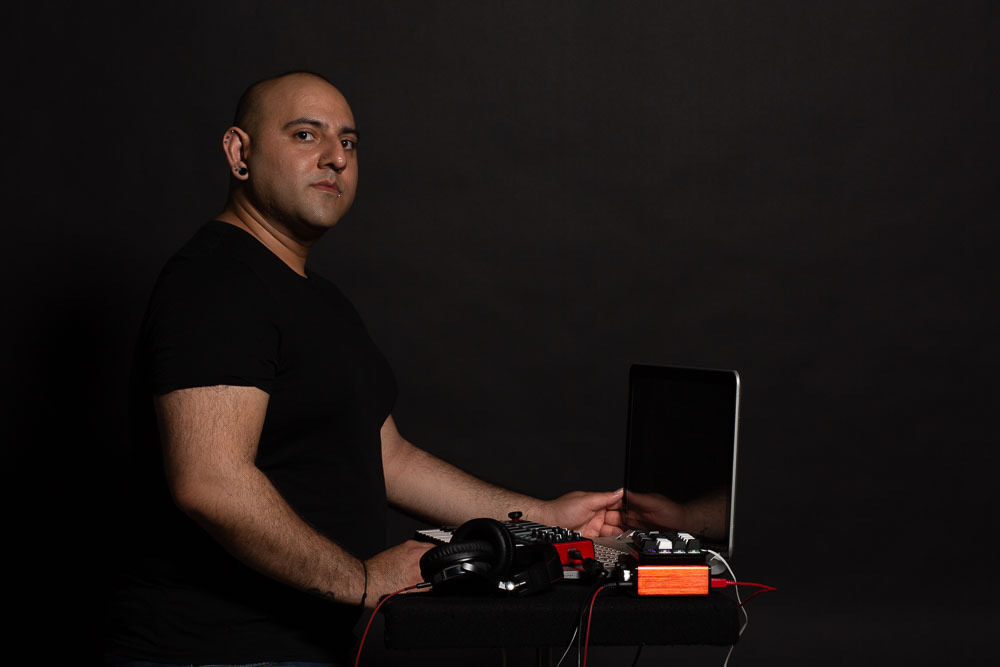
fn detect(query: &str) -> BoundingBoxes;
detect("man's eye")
[341,139,356,150]
[295,131,315,141]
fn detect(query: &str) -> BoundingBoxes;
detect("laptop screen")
[622,364,740,556]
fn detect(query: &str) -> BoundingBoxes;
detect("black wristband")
[360,561,368,608]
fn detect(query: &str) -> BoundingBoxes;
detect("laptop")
[593,364,741,575]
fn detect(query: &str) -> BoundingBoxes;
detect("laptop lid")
[622,364,740,558]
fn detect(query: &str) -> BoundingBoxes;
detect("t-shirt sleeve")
[144,257,280,395]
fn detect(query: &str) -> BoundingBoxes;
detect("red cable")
[727,580,776,591]
[710,578,777,609]
[582,584,609,667]
[736,588,774,609]
[353,584,422,667]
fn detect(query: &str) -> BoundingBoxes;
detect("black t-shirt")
[107,221,396,663]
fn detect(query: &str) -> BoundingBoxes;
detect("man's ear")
[223,126,250,180]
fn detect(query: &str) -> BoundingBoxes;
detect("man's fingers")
[364,540,437,606]
[602,509,623,526]
[575,488,625,510]
[405,539,435,553]
[598,523,622,537]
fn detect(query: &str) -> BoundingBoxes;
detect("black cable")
[630,643,644,667]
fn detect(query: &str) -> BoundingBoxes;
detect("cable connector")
[711,578,776,592]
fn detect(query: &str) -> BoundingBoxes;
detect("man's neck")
[217,200,312,277]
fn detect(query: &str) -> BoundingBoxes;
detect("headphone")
[419,518,564,597]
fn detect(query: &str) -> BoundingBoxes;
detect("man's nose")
[321,142,347,172]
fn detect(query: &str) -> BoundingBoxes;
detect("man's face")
[244,75,359,238]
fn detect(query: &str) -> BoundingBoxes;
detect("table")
[382,581,740,657]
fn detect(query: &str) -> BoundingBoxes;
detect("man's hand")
[623,489,728,540]
[620,490,686,532]
[363,540,435,609]
[534,489,625,537]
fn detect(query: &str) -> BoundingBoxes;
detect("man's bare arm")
[379,414,539,525]
[158,385,429,608]
[380,415,623,535]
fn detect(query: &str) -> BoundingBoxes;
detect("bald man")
[104,71,622,666]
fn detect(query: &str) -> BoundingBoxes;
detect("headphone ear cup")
[419,540,494,584]
[451,518,515,582]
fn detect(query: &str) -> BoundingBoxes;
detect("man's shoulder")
[139,223,285,394]
[160,221,265,278]
[156,222,289,296]
[144,223,284,324]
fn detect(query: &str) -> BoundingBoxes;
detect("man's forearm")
[380,415,624,536]
[173,462,365,606]
[383,440,542,526]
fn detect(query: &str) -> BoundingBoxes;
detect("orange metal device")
[636,564,710,596]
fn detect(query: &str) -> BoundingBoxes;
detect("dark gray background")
[7,1,997,664]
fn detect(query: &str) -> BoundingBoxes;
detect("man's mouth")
[312,180,341,195]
